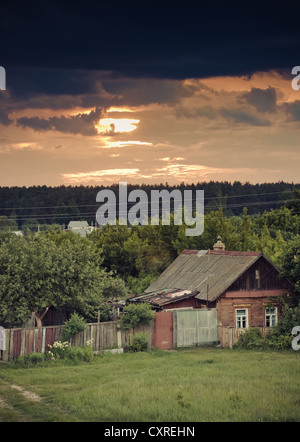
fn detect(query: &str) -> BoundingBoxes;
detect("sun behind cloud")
[96,118,140,134]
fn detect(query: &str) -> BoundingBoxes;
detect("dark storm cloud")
[16,107,104,135]
[1,1,299,80]
[241,87,277,112]
[219,108,271,126]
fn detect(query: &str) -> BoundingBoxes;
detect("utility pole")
[206,248,210,308]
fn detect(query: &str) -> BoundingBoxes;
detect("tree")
[248,225,286,265]
[120,303,155,330]
[102,277,127,301]
[0,234,108,328]
[0,215,18,232]
[279,236,300,292]
[53,198,80,226]
[285,189,300,215]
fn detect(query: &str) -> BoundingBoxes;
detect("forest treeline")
[0,181,299,230]
[0,186,299,327]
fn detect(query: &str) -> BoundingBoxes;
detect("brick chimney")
[213,235,225,251]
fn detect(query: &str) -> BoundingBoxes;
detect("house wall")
[229,256,292,292]
[217,296,280,328]
[161,297,202,310]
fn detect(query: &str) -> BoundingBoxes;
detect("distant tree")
[285,189,300,215]
[0,215,18,232]
[240,207,252,251]
[53,198,80,226]
[279,236,300,292]
[21,218,39,232]
[249,225,286,265]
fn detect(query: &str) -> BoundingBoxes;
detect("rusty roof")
[128,288,199,308]
[145,250,263,302]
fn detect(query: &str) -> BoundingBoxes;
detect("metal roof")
[145,250,262,302]
[128,288,200,308]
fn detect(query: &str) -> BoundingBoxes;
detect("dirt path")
[0,381,43,421]
[9,384,42,402]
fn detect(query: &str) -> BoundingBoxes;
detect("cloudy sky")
[1,1,300,186]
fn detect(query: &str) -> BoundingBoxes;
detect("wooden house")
[141,240,295,339]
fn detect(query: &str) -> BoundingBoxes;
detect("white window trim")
[265,307,277,328]
[236,308,248,329]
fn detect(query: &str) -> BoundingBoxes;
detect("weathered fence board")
[0,321,153,361]
[217,326,269,348]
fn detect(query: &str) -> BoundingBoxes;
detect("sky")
[1,0,300,187]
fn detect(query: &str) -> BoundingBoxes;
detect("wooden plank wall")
[0,321,154,361]
[218,326,269,349]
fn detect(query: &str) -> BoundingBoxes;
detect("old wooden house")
[132,239,295,348]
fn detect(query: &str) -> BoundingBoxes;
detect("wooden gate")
[174,309,218,347]
[153,311,173,350]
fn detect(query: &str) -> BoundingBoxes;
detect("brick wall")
[217,296,280,328]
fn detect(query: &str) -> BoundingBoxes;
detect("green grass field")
[0,348,299,422]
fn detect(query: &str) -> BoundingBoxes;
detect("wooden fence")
[0,321,154,361]
[218,326,269,349]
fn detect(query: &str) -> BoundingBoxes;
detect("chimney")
[213,235,225,251]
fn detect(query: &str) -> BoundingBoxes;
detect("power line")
[0,198,297,223]
[0,189,296,211]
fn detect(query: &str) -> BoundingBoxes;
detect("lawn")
[0,348,299,422]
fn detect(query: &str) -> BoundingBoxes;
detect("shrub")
[120,303,155,330]
[11,352,46,368]
[234,328,266,350]
[63,313,87,340]
[125,332,149,352]
[65,345,94,362]
[46,341,70,360]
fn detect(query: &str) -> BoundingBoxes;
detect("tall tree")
[0,234,107,328]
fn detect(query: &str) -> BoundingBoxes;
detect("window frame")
[235,308,248,329]
[265,306,277,328]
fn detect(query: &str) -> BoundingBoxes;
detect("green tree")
[102,277,127,301]
[249,225,286,265]
[0,234,107,328]
[279,236,300,292]
[285,189,300,215]
[240,207,252,251]
[0,215,18,232]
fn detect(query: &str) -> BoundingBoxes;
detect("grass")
[0,348,299,422]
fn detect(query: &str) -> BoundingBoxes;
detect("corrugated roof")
[128,288,199,308]
[145,250,262,302]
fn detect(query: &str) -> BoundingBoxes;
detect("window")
[236,309,248,329]
[255,269,260,289]
[265,307,277,327]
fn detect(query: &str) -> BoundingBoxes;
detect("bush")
[11,352,46,368]
[63,313,87,340]
[234,327,266,350]
[46,341,70,360]
[120,303,155,330]
[125,332,149,352]
[65,345,94,362]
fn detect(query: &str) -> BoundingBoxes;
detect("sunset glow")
[96,118,140,134]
